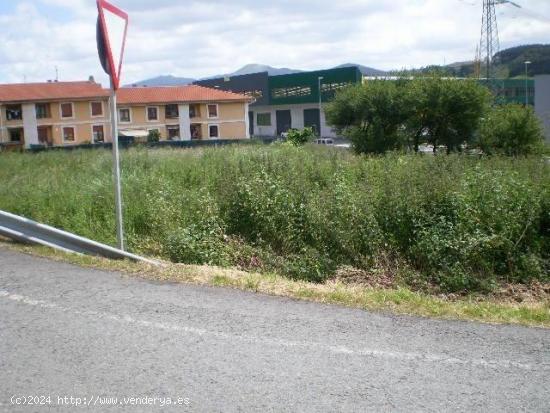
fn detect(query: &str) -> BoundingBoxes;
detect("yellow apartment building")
[115,85,252,141]
[0,80,111,148]
[0,81,252,148]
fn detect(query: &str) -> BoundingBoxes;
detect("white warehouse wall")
[251,104,338,138]
[535,75,550,143]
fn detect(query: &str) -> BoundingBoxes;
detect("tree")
[478,104,545,156]
[325,80,409,154]
[404,75,492,154]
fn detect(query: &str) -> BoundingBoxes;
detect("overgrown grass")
[0,144,548,293]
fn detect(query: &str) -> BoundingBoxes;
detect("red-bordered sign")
[96,0,128,90]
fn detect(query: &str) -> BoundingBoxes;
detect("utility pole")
[524,60,531,106]
[318,76,324,137]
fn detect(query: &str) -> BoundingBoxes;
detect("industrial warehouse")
[196,66,362,139]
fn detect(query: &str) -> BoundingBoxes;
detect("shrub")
[285,127,315,146]
[411,167,546,291]
[478,104,546,156]
[147,129,161,143]
[164,191,230,266]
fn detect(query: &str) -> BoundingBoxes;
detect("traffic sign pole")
[96,0,128,251]
[109,79,124,250]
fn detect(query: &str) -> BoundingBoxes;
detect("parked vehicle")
[315,138,334,145]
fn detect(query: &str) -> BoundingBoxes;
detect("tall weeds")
[1,144,547,292]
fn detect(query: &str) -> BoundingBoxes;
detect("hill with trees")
[398,44,550,78]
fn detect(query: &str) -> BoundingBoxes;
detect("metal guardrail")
[0,210,160,266]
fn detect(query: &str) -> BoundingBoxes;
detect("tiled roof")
[116,85,250,104]
[0,81,109,103]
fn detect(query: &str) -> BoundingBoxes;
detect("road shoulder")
[0,240,548,328]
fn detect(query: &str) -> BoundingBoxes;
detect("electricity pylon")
[478,0,522,84]
[479,0,500,84]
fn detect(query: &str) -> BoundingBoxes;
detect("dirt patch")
[332,265,396,289]
[493,281,550,304]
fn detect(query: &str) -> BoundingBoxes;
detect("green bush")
[147,129,161,143]
[285,127,315,146]
[478,104,546,156]
[164,191,229,266]
[0,146,548,292]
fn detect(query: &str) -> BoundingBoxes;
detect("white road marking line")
[0,289,540,371]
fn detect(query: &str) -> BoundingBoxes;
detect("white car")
[315,138,334,145]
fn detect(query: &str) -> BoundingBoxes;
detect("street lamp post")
[524,61,531,106]
[318,76,324,137]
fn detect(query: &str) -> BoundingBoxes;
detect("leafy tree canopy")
[478,104,545,156]
[325,79,410,154]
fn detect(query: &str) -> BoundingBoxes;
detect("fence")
[0,137,279,153]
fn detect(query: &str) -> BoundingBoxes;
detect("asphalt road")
[1,248,549,412]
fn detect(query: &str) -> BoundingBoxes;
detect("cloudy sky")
[0,0,549,85]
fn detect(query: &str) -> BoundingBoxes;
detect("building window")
[272,86,312,99]
[242,90,263,100]
[189,104,200,118]
[35,103,51,119]
[8,128,24,142]
[60,102,74,119]
[209,124,219,138]
[190,124,202,140]
[118,108,131,123]
[91,101,104,117]
[6,105,22,121]
[257,113,271,126]
[207,104,218,118]
[165,104,179,119]
[147,106,159,121]
[63,127,75,142]
[37,126,52,145]
[93,125,105,143]
[167,126,180,140]
[320,82,351,94]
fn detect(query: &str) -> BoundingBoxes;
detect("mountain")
[130,62,388,87]
[127,75,195,87]
[203,64,303,79]
[333,63,387,76]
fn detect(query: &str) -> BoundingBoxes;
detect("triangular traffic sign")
[97,0,128,90]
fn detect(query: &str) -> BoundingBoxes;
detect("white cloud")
[0,0,548,85]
